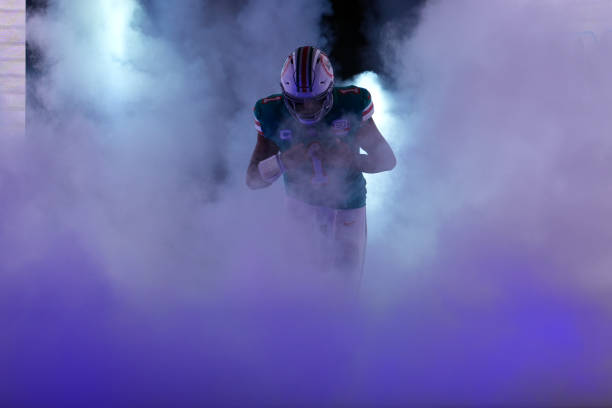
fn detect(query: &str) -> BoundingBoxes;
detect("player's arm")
[246,133,280,189]
[354,118,396,173]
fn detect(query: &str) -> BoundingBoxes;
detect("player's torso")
[255,87,368,209]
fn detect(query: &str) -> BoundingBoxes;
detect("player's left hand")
[323,138,357,169]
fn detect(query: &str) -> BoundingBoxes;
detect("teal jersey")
[253,86,374,209]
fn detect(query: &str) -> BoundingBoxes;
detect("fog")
[2,0,611,406]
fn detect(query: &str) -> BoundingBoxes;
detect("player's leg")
[284,196,334,273]
[332,206,367,292]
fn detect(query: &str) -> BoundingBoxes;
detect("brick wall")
[0,0,25,134]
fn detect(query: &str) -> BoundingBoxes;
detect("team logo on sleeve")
[280,129,292,140]
[332,119,350,135]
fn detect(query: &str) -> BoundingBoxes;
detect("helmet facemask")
[282,84,334,125]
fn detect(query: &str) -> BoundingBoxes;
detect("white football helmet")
[280,46,334,125]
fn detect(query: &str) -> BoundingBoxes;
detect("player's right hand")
[279,143,308,170]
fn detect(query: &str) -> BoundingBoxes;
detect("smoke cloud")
[2,0,612,406]
[363,0,612,405]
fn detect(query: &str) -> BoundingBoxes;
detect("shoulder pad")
[254,93,283,116]
[253,93,285,137]
[335,86,374,121]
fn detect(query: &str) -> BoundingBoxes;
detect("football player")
[246,46,396,291]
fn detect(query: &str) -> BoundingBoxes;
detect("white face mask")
[283,89,334,125]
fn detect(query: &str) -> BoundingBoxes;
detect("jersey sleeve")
[359,87,374,121]
[253,102,264,136]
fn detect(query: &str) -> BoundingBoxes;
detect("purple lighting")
[2,0,612,406]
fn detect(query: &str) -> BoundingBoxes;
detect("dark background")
[26,0,427,81]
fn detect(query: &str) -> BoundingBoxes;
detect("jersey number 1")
[308,143,328,185]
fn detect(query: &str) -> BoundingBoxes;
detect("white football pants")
[285,196,367,292]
